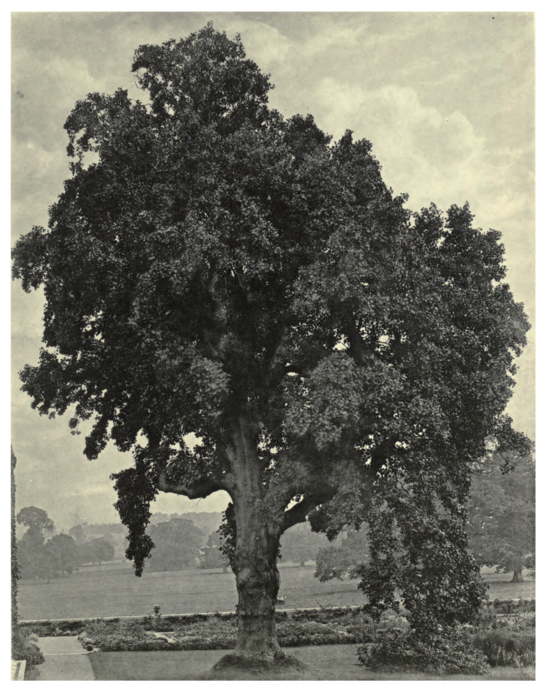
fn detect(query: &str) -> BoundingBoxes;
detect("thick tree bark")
[232,499,281,660]
[224,417,283,662]
[211,415,306,673]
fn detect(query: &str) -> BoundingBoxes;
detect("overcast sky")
[11,12,535,531]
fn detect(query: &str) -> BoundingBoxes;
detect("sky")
[11,11,535,532]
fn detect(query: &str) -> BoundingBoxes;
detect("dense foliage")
[12,22,530,653]
[147,518,204,571]
[75,602,534,673]
[358,626,490,675]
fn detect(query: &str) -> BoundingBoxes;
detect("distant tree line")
[16,507,115,581]
[18,449,533,583]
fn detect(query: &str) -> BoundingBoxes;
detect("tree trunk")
[211,418,307,676]
[232,493,282,661]
[510,558,524,583]
[511,568,524,582]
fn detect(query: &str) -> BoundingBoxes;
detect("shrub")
[275,620,356,647]
[472,629,535,668]
[12,630,45,679]
[358,626,489,675]
[491,599,535,614]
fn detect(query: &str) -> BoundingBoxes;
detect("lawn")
[18,562,535,621]
[87,645,535,681]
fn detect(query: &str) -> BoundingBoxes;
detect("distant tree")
[68,524,87,544]
[87,523,126,534]
[315,526,370,581]
[42,543,63,582]
[147,518,204,572]
[16,506,56,580]
[200,530,230,572]
[79,537,115,565]
[17,526,47,573]
[279,523,329,567]
[468,450,535,582]
[46,533,81,576]
[101,533,116,549]
[17,506,54,535]
[11,451,44,676]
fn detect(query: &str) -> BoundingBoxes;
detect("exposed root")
[212,652,308,675]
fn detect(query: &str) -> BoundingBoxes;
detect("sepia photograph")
[11,9,536,681]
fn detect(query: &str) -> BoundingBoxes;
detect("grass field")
[88,646,534,681]
[18,561,535,622]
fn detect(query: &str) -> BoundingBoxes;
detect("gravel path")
[37,636,95,680]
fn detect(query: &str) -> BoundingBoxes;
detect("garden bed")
[21,598,535,638]
[78,608,371,651]
[69,600,534,675]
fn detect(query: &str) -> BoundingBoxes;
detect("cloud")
[307,78,533,234]
[312,80,481,170]
[226,18,291,68]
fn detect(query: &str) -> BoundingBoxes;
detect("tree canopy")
[45,533,81,576]
[147,518,204,571]
[17,506,55,534]
[12,23,531,663]
[16,507,81,581]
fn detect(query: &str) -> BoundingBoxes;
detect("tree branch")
[264,326,287,376]
[158,470,234,499]
[280,489,335,534]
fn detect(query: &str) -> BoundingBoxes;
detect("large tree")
[16,506,55,535]
[16,506,55,581]
[47,533,81,576]
[12,24,530,669]
[147,518,204,571]
[468,450,535,582]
